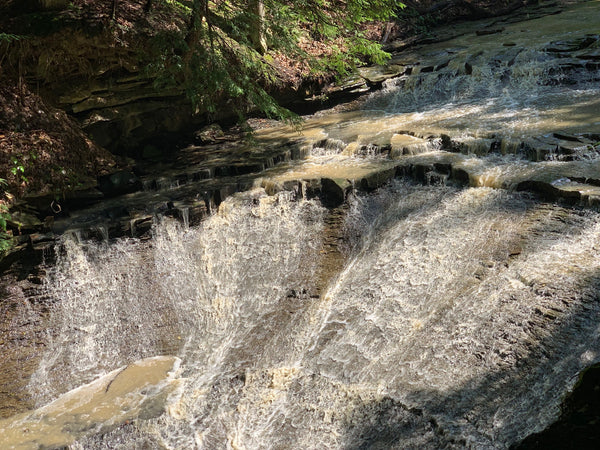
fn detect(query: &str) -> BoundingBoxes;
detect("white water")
[268,1,600,158]
[11,182,600,449]
[3,3,600,449]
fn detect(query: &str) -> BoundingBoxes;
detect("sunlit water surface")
[3,2,600,449]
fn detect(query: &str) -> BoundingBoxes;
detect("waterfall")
[27,189,326,405]
[5,181,598,449]
[3,2,600,448]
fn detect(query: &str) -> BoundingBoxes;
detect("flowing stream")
[2,2,600,449]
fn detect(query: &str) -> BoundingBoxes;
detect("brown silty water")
[1,2,600,449]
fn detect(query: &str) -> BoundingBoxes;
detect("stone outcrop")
[0,6,210,153]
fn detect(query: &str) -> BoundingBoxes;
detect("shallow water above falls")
[3,1,600,449]
[256,0,600,158]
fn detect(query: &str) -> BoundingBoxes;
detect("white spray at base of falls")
[21,181,600,449]
[28,189,326,405]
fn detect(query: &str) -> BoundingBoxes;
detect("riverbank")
[0,1,547,198]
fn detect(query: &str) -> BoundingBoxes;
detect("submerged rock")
[321,178,353,207]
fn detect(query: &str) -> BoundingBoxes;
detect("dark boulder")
[97,170,142,198]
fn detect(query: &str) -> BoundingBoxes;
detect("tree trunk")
[382,22,394,43]
[111,0,118,21]
[249,0,267,54]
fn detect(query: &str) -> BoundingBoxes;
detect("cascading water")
[305,1,600,159]
[2,2,600,449]
[28,189,327,404]
[6,182,600,449]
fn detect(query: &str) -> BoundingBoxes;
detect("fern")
[0,33,21,43]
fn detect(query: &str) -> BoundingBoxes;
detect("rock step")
[5,151,600,270]
[395,151,600,205]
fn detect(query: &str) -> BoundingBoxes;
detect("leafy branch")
[147,0,405,121]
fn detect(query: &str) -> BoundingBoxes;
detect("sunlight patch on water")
[0,357,180,450]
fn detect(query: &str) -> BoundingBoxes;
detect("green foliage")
[148,0,405,121]
[0,33,22,43]
[10,157,28,183]
[0,180,13,255]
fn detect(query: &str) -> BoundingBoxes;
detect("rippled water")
[1,182,599,449]
[3,2,600,449]
[255,1,600,158]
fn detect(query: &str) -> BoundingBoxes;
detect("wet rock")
[327,75,370,97]
[28,233,56,252]
[492,47,522,67]
[476,28,504,36]
[456,137,495,156]
[194,124,225,144]
[360,167,397,191]
[581,133,600,142]
[127,215,153,237]
[214,184,238,206]
[358,66,408,86]
[584,61,600,72]
[557,140,588,158]
[396,163,433,184]
[514,177,600,205]
[521,138,558,162]
[302,179,324,200]
[451,167,470,186]
[465,61,473,75]
[440,134,455,151]
[320,178,353,207]
[499,139,521,155]
[587,195,600,208]
[98,170,142,197]
[390,134,432,157]
[435,60,450,71]
[576,48,600,61]
[313,138,346,154]
[544,36,598,53]
[434,162,452,174]
[553,132,583,143]
[555,58,586,73]
[261,179,284,196]
[515,180,574,202]
[5,211,43,235]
